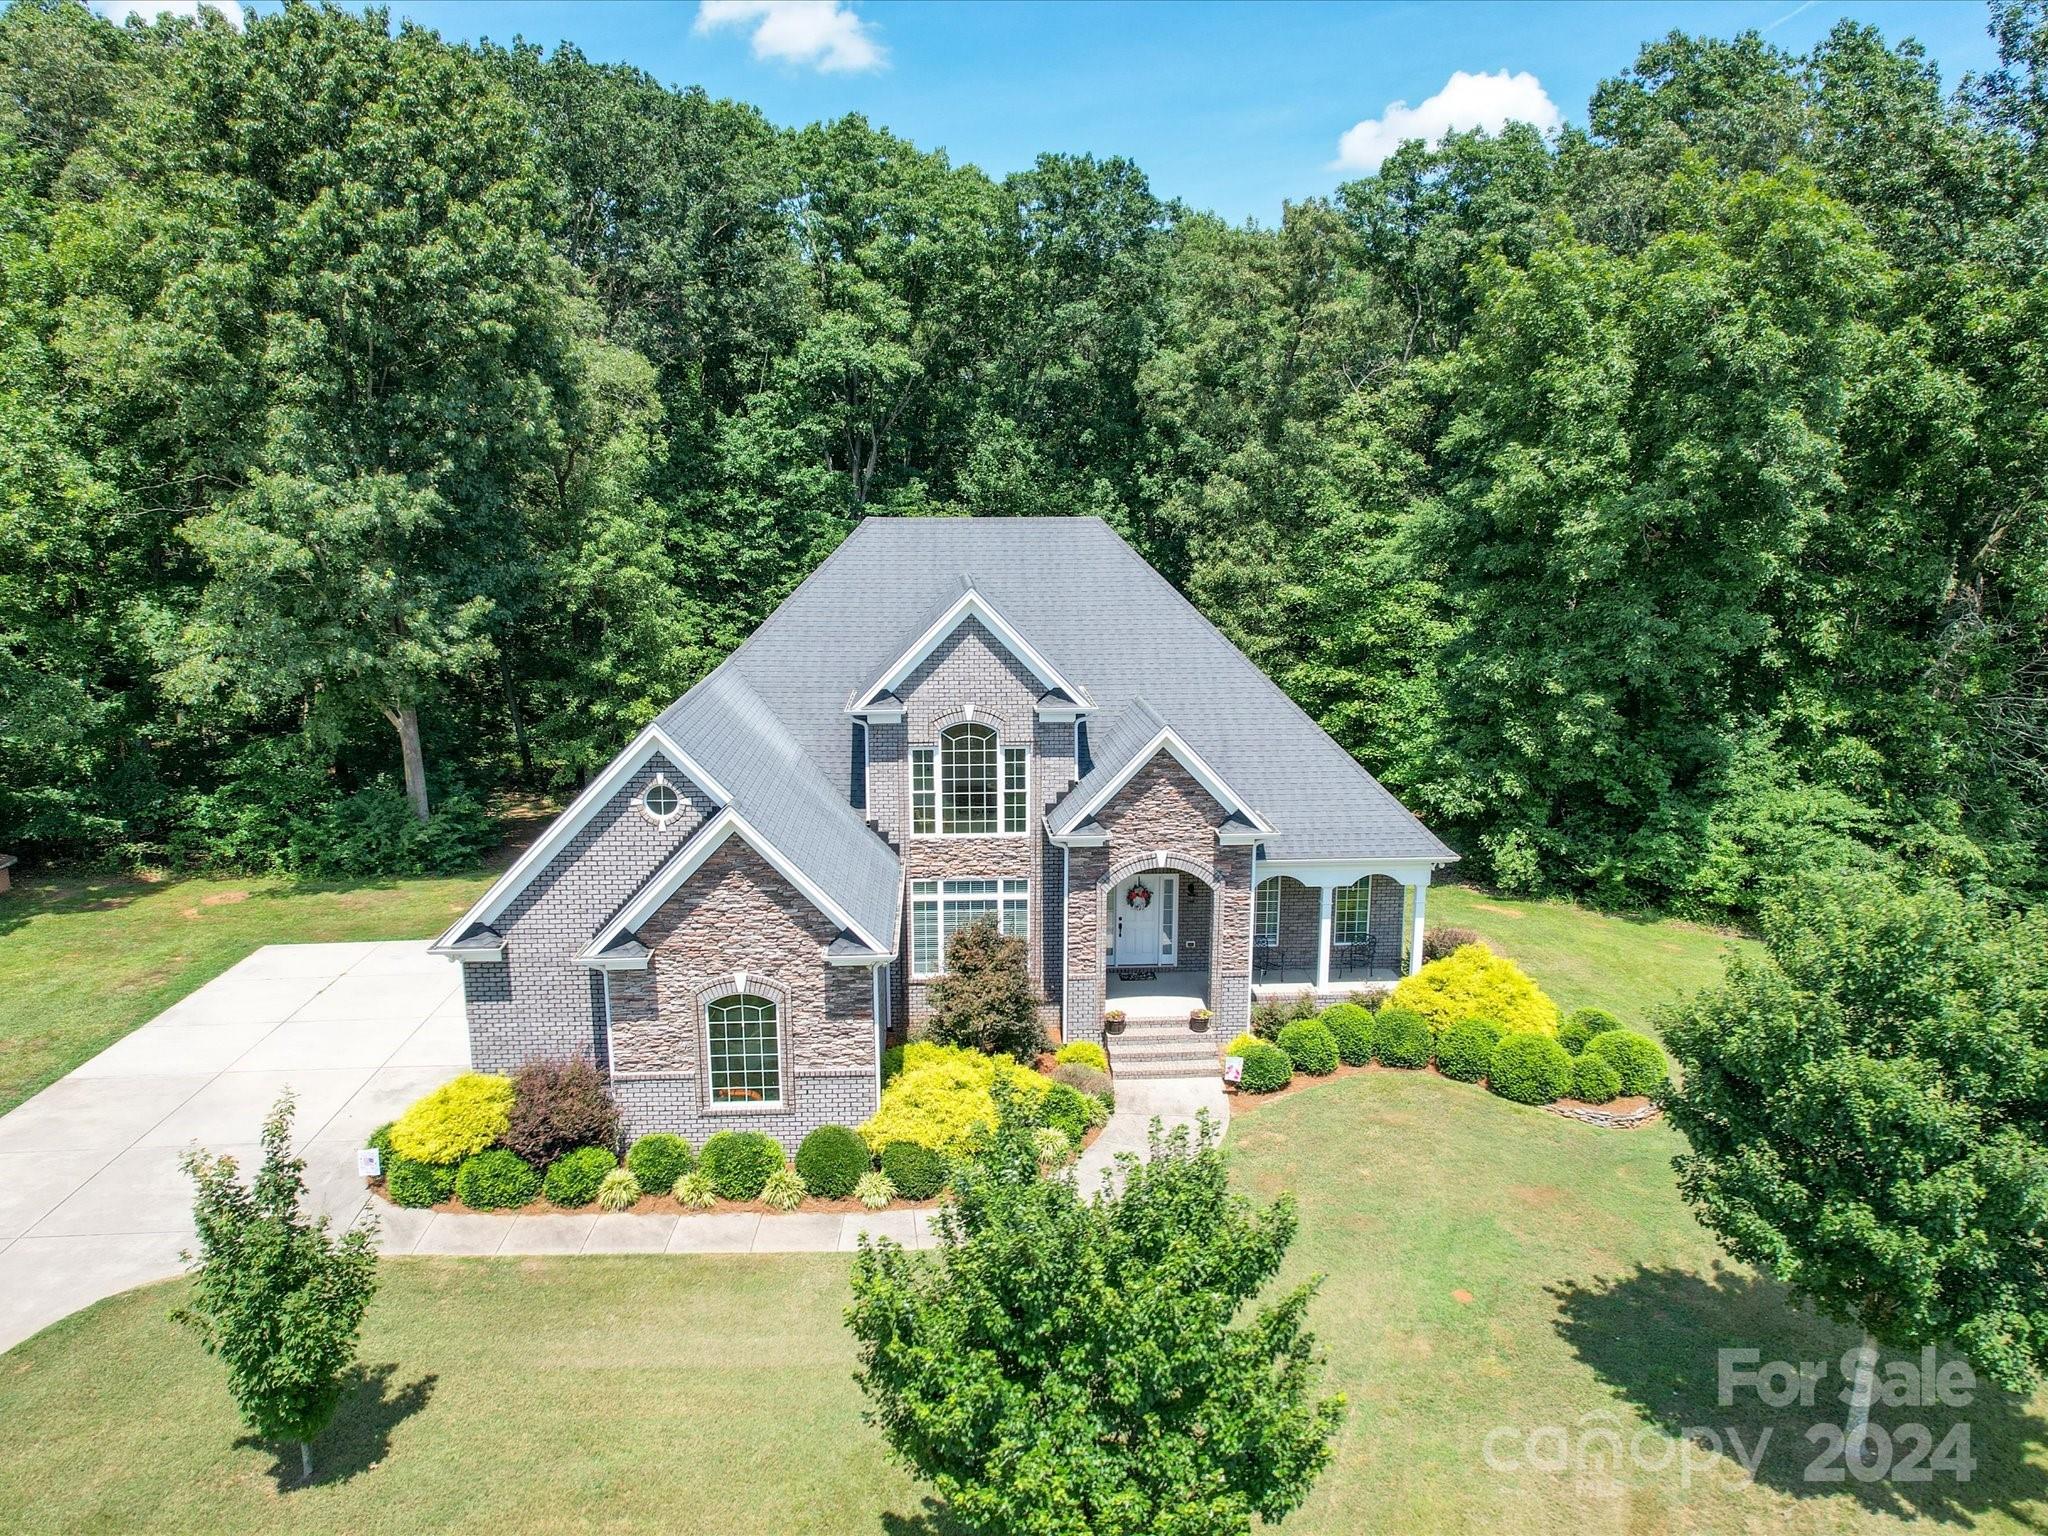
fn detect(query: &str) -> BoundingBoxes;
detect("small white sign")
[1222,1055,1244,1085]
[357,1148,382,1178]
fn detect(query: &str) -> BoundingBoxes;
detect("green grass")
[1427,883,1754,1032]
[0,869,495,1115]
[5,1075,2042,1534]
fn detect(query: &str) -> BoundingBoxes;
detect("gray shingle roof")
[653,518,1454,923]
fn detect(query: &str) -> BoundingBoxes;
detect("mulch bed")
[1225,1057,1659,1128]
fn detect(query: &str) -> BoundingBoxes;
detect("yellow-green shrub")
[1053,1040,1108,1072]
[859,1044,1048,1158]
[390,1073,514,1165]
[1389,944,1558,1038]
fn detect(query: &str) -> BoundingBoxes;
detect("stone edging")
[1544,1100,1663,1130]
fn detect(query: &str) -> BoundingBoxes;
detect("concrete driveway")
[0,941,466,1353]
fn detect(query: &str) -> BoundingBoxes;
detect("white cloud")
[1332,69,1561,172]
[93,0,244,26]
[694,1,884,74]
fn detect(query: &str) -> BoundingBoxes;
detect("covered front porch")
[1104,967,1210,1020]
[1252,864,1432,998]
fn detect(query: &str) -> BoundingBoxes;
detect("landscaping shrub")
[1390,944,1559,1037]
[1250,992,1318,1041]
[1037,1080,1104,1144]
[855,1170,898,1210]
[389,1073,513,1165]
[503,1058,622,1167]
[1586,1029,1669,1096]
[1236,1041,1293,1094]
[1033,1127,1072,1165]
[1486,1032,1574,1105]
[1225,1032,1261,1058]
[858,1043,1048,1157]
[1572,1056,1622,1104]
[1434,1017,1502,1083]
[699,1130,783,1200]
[1276,1019,1339,1076]
[1368,1008,1433,1069]
[625,1133,694,1196]
[796,1125,871,1199]
[542,1145,617,1207]
[1422,924,1484,963]
[881,1140,947,1200]
[454,1148,540,1210]
[1053,1040,1109,1072]
[672,1171,717,1209]
[924,917,1046,1061]
[761,1166,805,1212]
[1050,1062,1114,1109]
[1320,1003,1373,1067]
[595,1168,642,1211]
[367,1122,396,1161]
[384,1157,454,1208]
[1560,1007,1624,1056]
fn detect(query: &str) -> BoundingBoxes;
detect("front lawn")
[5,1072,2041,1535]
[0,869,494,1115]
[1427,883,1751,1032]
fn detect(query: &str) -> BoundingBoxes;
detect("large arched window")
[705,993,780,1105]
[910,722,1028,835]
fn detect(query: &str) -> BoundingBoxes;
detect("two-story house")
[432,517,1456,1145]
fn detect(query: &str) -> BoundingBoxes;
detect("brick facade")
[1257,872,1407,972]
[1063,751,1253,1047]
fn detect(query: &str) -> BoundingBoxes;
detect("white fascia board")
[827,949,892,968]
[850,589,1090,712]
[581,807,891,962]
[1035,704,1093,722]
[850,704,905,723]
[1056,727,1274,835]
[428,939,506,964]
[1257,857,1442,887]
[1216,829,1268,847]
[434,722,732,950]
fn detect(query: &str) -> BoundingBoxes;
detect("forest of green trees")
[2,0,2043,920]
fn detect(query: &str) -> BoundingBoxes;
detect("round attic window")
[642,776,681,826]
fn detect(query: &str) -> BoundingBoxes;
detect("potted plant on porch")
[1189,1007,1212,1030]
[1103,1008,1126,1033]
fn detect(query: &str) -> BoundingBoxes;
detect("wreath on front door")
[1125,880,1152,910]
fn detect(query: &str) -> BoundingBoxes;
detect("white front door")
[1112,874,1176,966]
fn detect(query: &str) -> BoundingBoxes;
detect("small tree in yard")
[847,1084,1345,1535]
[177,1093,379,1484]
[1663,873,2048,1464]
[925,916,1045,1061]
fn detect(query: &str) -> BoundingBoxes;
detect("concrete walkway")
[0,939,1226,1353]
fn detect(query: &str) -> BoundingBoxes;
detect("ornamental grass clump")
[1390,944,1560,1038]
[595,1168,643,1211]
[854,1170,897,1210]
[761,1166,806,1212]
[389,1073,513,1165]
[672,1171,717,1209]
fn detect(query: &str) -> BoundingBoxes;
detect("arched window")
[705,993,780,1105]
[910,722,1028,835]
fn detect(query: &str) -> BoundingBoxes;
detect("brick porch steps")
[1107,1021,1222,1080]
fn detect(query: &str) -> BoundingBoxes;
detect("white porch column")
[1315,883,1334,993]
[1408,881,1428,975]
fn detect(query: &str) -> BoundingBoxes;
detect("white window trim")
[1334,879,1373,946]
[640,772,685,829]
[909,877,1030,980]
[1254,879,1281,947]
[907,727,1031,840]
[698,977,792,1115]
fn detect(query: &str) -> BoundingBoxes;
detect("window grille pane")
[1255,882,1280,945]
[1334,883,1372,944]
[707,994,780,1104]
[1003,747,1028,832]
[1160,877,1176,946]
[911,748,935,835]
[1001,896,1028,939]
[940,724,998,833]
[912,898,939,975]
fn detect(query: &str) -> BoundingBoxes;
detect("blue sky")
[138,1,2007,223]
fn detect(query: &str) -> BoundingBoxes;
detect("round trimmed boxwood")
[880,1140,947,1200]
[1487,1032,1575,1105]
[542,1145,617,1208]
[1276,1019,1339,1076]
[699,1130,783,1201]
[1586,1028,1669,1096]
[796,1124,871,1199]
[1237,1040,1293,1094]
[1320,1003,1374,1067]
[385,1157,455,1209]
[1434,1016,1502,1083]
[1369,1008,1433,1070]
[454,1147,540,1210]
[1559,1007,1625,1056]
[1053,1040,1109,1072]
[1572,1055,1622,1104]
[625,1133,694,1196]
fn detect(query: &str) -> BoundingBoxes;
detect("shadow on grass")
[238,1363,437,1492]
[880,1497,967,1535]
[1551,1264,2048,1526]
